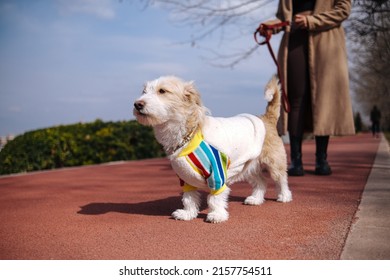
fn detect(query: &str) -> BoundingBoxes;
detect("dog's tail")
[263,75,282,126]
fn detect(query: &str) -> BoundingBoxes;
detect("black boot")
[315,136,332,175]
[288,136,304,176]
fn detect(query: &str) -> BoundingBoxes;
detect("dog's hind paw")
[172,209,197,221]
[277,191,292,203]
[206,210,229,223]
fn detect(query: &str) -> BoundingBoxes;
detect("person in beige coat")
[260,0,355,176]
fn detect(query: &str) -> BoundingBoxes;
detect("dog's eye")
[158,88,166,94]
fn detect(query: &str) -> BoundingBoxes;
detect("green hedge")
[0,119,164,175]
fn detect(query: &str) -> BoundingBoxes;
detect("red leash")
[254,21,291,113]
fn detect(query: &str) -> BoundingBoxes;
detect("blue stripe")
[198,142,218,188]
[210,145,225,186]
[193,144,210,176]
[199,141,223,190]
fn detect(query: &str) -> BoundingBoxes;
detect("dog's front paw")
[172,209,198,221]
[277,190,292,203]
[206,210,229,223]
[244,196,265,206]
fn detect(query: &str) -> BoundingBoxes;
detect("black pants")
[287,28,313,137]
[372,121,380,135]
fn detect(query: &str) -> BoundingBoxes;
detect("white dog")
[133,75,292,223]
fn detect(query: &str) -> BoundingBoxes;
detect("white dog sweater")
[174,131,230,195]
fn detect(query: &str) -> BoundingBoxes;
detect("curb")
[341,135,390,259]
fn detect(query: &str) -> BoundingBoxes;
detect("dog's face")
[133,76,203,126]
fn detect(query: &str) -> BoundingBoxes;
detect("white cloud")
[58,0,116,19]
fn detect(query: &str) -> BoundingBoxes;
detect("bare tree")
[348,0,390,130]
[138,0,275,67]
[136,0,390,129]
[349,0,390,38]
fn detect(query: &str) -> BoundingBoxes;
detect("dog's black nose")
[134,100,145,111]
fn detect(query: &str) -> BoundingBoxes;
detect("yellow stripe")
[182,183,198,193]
[210,184,227,195]
[179,131,203,156]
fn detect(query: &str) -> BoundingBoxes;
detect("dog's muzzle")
[134,100,145,112]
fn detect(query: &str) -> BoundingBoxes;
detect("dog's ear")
[184,81,202,106]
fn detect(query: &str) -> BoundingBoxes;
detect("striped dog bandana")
[178,131,230,195]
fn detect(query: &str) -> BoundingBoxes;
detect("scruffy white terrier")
[133,75,292,223]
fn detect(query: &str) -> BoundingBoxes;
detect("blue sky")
[0,0,281,136]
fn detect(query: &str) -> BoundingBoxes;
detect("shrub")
[0,120,164,175]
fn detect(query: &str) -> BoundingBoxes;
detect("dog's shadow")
[78,196,182,217]
[77,194,249,218]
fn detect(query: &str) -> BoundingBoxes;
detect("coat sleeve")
[307,0,351,32]
[275,0,285,21]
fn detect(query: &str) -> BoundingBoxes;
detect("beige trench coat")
[265,0,355,136]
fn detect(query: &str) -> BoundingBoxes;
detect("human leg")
[315,136,332,175]
[287,29,310,176]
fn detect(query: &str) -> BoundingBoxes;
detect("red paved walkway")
[0,133,380,259]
